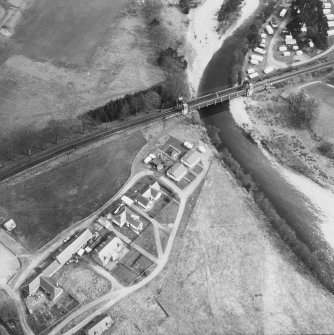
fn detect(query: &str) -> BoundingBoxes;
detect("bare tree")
[14,127,39,156]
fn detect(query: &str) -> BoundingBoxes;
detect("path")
[48,148,213,335]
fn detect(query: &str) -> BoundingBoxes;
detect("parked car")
[270,19,278,28]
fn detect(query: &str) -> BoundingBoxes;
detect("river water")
[199,19,325,250]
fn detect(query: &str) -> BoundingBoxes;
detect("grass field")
[106,160,334,335]
[14,0,123,67]
[304,82,334,141]
[0,132,145,251]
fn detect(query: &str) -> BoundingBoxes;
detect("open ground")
[104,159,334,335]
[0,0,166,135]
[0,132,145,251]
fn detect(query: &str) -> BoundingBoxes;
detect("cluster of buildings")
[167,148,202,182]
[144,140,205,183]
[22,228,125,302]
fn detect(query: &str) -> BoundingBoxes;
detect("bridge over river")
[1,60,334,182]
[187,59,334,111]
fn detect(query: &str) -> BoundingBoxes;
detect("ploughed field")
[0,132,145,251]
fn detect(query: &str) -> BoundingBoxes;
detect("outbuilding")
[167,163,187,182]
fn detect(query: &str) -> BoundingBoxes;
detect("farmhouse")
[84,314,113,335]
[167,163,187,182]
[93,233,124,266]
[181,149,201,168]
[22,229,93,297]
[136,182,162,210]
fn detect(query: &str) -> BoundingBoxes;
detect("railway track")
[1,59,334,182]
[0,109,177,182]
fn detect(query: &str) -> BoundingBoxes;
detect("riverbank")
[230,95,334,252]
[186,0,260,96]
[105,154,334,335]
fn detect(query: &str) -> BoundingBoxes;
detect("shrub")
[318,141,334,159]
[288,92,319,129]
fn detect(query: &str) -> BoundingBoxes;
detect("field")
[52,262,111,303]
[105,160,334,335]
[0,290,23,335]
[0,132,145,251]
[13,0,124,67]
[0,0,165,135]
[304,82,334,141]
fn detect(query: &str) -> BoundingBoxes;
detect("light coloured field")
[0,243,19,285]
[106,159,334,335]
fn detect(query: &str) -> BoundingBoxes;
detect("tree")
[150,25,172,51]
[287,0,329,50]
[48,119,64,144]
[142,91,161,113]
[142,0,163,24]
[0,137,16,161]
[14,127,39,156]
[289,92,319,129]
[179,0,190,14]
[119,103,130,120]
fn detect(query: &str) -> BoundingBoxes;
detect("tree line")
[88,0,189,124]
[287,0,329,50]
[217,0,244,33]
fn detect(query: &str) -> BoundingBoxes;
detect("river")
[198,17,328,251]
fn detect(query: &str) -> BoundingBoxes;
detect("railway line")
[1,59,334,182]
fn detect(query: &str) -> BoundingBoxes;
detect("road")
[47,147,213,335]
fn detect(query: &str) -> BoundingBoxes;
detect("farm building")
[21,259,62,297]
[167,163,188,182]
[56,229,93,265]
[84,314,113,335]
[181,149,201,168]
[93,233,124,266]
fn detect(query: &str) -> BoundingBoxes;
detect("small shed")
[3,219,16,231]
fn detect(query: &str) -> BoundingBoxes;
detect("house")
[56,229,93,265]
[136,182,162,210]
[39,276,63,301]
[167,163,187,182]
[93,233,124,266]
[112,207,144,233]
[181,149,201,168]
[84,314,113,335]
[3,219,16,231]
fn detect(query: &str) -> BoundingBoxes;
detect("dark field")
[14,0,124,67]
[0,132,145,251]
